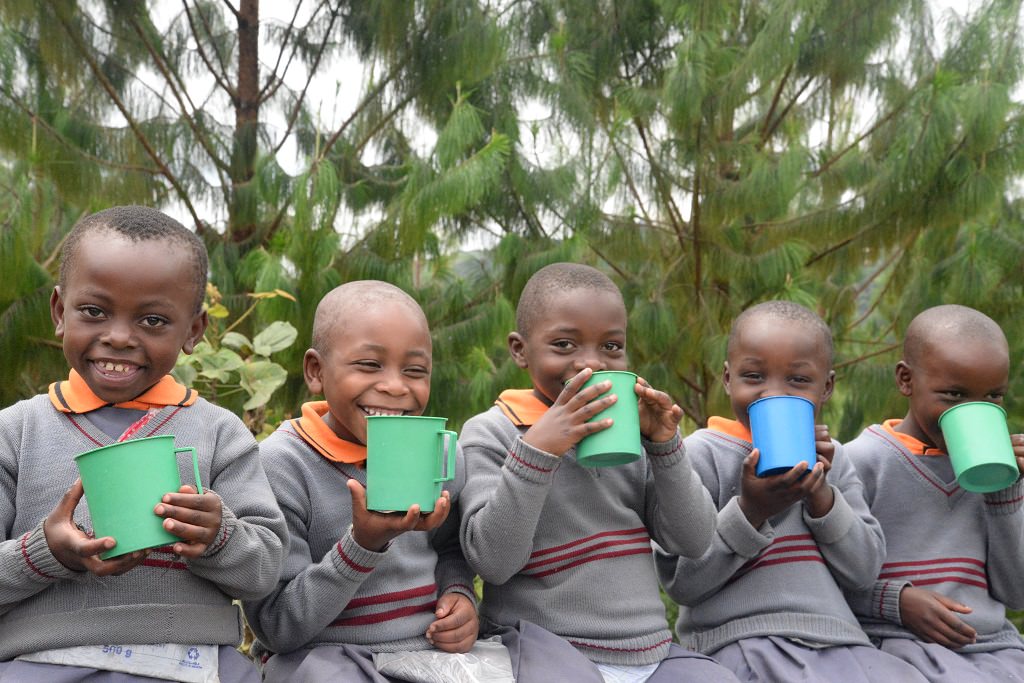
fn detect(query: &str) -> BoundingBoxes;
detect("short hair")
[728,300,834,364]
[515,263,624,337]
[59,206,208,313]
[311,280,428,355]
[903,304,1007,365]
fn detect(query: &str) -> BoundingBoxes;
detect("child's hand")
[44,479,149,576]
[347,480,451,552]
[155,485,222,558]
[738,449,826,529]
[522,368,616,457]
[900,586,976,649]
[804,424,836,518]
[1011,434,1024,477]
[635,377,683,443]
[426,592,478,653]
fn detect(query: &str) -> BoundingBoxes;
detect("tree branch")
[183,0,236,99]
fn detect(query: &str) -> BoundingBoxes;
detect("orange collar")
[881,419,945,456]
[707,416,753,442]
[289,401,367,465]
[495,389,549,427]
[48,370,197,414]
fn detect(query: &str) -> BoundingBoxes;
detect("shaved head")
[904,305,1007,366]
[516,263,623,337]
[728,300,833,364]
[312,280,428,355]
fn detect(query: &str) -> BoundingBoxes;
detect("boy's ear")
[181,310,209,355]
[895,360,913,397]
[721,361,732,396]
[303,348,325,395]
[50,286,65,338]
[508,331,529,369]
[822,369,836,403]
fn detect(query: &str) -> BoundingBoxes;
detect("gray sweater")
[0,394,287,660]
[458,404,717,666]
[844,423,1024,652]
[654,422,883,654]
[243,422,476,655]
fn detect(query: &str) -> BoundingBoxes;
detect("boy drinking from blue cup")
[459,262,739,682]
[654,300,927,682]
[844,304,1024,681]
[244,281,506,682]
[0,206,287,682]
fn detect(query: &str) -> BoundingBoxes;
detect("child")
[654,300,927,682]
[844,304,1024,681]
[0,206,287,682]
[459,262,738,682]
[244,281,502,682]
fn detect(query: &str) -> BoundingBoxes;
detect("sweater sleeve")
[459,410,560,585]
[982,477,1024,609]
[431,446,477,604]
[183,413,286,600]
[0,403,80,616]
[242,451,386,654]
[801,441,885,593]
[643,432,716,558]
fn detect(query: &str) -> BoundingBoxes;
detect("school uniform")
[845,421,1024,682]
[0,372,286,682]
[459,390,737,682]
[246,402,518,683]
[654,417,927,682]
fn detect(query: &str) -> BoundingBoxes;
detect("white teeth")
[363,407,404,417]
[98,361,132,373]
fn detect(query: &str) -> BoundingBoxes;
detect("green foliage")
[173,285,298,437]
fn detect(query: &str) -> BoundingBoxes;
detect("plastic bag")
[373,637,514,683]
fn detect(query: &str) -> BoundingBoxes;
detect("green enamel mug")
[576,370,642,467]
[366,416,456,513]
[939,402,1019,493]
[74,435,202,559]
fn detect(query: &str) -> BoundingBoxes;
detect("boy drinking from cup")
[654,300,927,682]
[844,304,1024,681]
[459,262,739,682]
[0,206,287,682]
[245,281,508,682]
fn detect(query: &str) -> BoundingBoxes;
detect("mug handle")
[435,430,457,483]
[175,446,203,495]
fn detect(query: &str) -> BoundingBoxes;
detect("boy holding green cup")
[844,304,1024,681]
[458,263,738,682]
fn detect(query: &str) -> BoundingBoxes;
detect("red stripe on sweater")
[142,558,188,570]
[65,414,103,447]
[728,555,826,585]
[523,536,653,571]
[21,533,55,579]
[530,527,649,559]
[330,600,437,627]
[526,546,652,579]
[508,450,555,473]
[882,557,984,570]
[337,543,373,573]
[345,583,437,609]
[879,565,986,581]
[142,407,183,437]
[912,576,989,590]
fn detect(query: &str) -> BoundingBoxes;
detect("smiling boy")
[0,205,286,682]
[844,304,1024,681]
[655,300,926,682]
[243,281,490,682]
[459,262,736,682]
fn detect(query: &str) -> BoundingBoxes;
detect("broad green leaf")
[198,348,245,382]
[252,321,298,356]
[221,331,252,352]
[240,360,288,410]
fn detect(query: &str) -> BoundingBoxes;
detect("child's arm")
[427,452,479,653]
[636,379,716,558]
[654,437,773,605]
[160,419,286,601]
[521,369,616,457]
[899,586,976,649]
[981,433,1024,609]
[802,438,886,592]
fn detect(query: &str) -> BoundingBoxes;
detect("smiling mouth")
[361,406,407,417]
[92,360,141,377]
